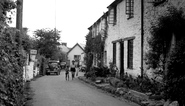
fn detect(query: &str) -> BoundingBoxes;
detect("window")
[113,43,116,64]
[126,0,134,19]
[108,6,117,25]
[74,55,80,61]
[127,39,133,69]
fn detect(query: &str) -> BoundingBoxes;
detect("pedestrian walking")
[70,60,76,80]
[76,64,80,77]
[65,65,70,81]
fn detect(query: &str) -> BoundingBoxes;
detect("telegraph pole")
[16,0,23,47]
[54,0,57,36]
[141,0,144,78]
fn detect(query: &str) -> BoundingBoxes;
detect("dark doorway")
[120,42,124,78]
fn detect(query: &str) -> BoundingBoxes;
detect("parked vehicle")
[80,65,86,72]
[46,60,60,75]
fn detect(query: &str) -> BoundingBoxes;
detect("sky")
[10,0,114,48]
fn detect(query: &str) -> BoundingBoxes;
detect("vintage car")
[46,60,60,75]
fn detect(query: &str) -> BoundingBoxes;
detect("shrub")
[95,66,110,77]
[85,66,96,80]
[85,66,110,79]
[0,30,25,106]
[121,73,164,94]
[165,38,185,106]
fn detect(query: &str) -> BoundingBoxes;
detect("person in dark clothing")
[65,65,70,81]
[70,61,76,80]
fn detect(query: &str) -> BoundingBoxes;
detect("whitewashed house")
[88,0,143,77]
[67,43,85,66]
[87,0,185,77]
[104,0,143,77]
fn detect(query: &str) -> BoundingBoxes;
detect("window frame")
[108,5,117,25]
[126,0,134,19]
[113,43,116,64]
[74,55,81,61]
[127,39,133,69]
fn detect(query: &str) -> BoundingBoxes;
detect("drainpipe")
[141,0,144,78]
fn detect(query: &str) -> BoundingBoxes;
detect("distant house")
[67,43,85,66]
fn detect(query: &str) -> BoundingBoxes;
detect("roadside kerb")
[78,76,146,106]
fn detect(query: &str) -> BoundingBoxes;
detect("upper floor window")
[108,6,117,25]
[126,0,134,19]
[74,55,80,61]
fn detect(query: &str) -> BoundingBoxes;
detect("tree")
[22,28,37,52]
[0,1,26,105]
[146,6,185,105]
[0,0,16,29]
[34,28,61,59]
[84,31,94,71]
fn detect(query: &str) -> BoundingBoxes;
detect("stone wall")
[143,0,185,75]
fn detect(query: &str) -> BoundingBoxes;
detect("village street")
[27,71,137,106]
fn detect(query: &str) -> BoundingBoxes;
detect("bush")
[121,73,164,94]
[95,66,110,77]
[165,39,185,106]
[85,66,110,81]
[85,67,96,80]
[146,6,185,105]
[0,30,25,106]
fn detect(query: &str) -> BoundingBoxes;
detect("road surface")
[28,71,138,106]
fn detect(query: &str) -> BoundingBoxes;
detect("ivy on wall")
[85,31,106,70]
[146,6,185,105]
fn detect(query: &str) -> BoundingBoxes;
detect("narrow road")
[29,71,138,106]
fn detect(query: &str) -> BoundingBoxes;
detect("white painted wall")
[67,44,85,66]
[25,53,39,81]
[105,0,142,76]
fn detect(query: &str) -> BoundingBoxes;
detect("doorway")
[120,42,124,78]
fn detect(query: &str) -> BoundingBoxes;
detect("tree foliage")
[84,31,94,71]
[85,32,105,68]
[146,7,185,74]
[165,38,185,106]
[0,29,25,106]
[0,1,26,105]
[147,6,185,105]
[0,0,16,29]
[34,28,61,59]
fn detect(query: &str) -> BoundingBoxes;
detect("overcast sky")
[10,0,114,47]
